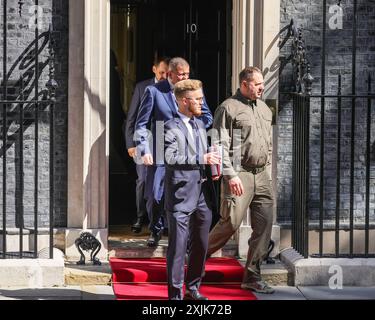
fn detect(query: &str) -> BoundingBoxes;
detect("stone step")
[108,225,238,258]
[64,261,112,286]
[238,258,293,286]
[108,238,291,286]
[103,228,292,287]
[64,263,291,287]
[261,261,293,286]
[64,255,291,288]
[280,248,375,286]
[108,238,238,258]
[0,249,65,288]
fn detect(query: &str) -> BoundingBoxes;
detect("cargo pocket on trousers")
[224,194,236,205]
[220,195,236,221]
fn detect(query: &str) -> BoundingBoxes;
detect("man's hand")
[128,147,136,158]
[142,153,153,166]
[212,175,221,181]
[204,152,221,165]
[228,176,244,196]
[204,152,222,181]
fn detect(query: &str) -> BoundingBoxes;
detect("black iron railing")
[1,1,57,259]
[291,93,310,258]
[291,75,375,258]
[288,0,375,258]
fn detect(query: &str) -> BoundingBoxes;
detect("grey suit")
[164,115,212,300]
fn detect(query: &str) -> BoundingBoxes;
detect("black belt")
[166,164,204,171]
[240,165,266,174]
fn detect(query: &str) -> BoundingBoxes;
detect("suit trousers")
[166,192,212,300]
[145,166,167,233]
[135,164,147,219]
[208,170,273,282]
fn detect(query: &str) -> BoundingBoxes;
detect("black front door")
[109,0,232,226]
[189,0,233,106]
[136,0,232,109]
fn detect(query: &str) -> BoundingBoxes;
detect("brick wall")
[278,0,375,225]
[0,0,68,228]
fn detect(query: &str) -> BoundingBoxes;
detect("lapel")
[159,80,178,116]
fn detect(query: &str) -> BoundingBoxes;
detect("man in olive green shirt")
[208,67,274,294]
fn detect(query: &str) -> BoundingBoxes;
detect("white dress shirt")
[177,111,194,139]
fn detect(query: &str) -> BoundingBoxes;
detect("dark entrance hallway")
[109,0,232,226]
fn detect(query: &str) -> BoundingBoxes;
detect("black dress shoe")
[147,231,162,247]
[131,218,142,233]
[184,290,208,300]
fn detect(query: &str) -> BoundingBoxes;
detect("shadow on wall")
[82,74,108,229]
[0,31,53,229]
[83,65,137,227]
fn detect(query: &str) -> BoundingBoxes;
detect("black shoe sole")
[147,235,161,247]
[131,226,142,233]
[147,241,159,247]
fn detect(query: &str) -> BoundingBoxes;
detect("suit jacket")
[124,78,155,149]
[135,79,213,164]
[164,116,213,213]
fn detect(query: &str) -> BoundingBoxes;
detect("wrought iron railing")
[291,77,375,258]
[1,0,57,259]
[287,0,375,258]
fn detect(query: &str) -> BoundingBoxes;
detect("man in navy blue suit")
[125,57,169,233]
[164,79,221,300]
[135,57,213,247]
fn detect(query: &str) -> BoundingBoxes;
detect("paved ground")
[0,285,115,300]
[254,286,375,300]
[1,285,375,300]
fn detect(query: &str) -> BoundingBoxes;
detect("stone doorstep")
[261,262,293,286]
[106,238,291,287]
[63,260,291,288]
[280,247,375,286]
[108,239,169,258]
[64,262,291,287]
[64,261,112,286]
[66,230,236,282]
[238,259,292,286]
[108,238,238,259]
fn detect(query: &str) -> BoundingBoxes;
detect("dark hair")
[239,66,262,83]
[153,56,170,67]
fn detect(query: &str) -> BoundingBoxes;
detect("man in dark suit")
[163,79,221,300]
[125,57,169,233]
[135,57,213,247]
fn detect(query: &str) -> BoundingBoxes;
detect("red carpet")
[110,257,257,300]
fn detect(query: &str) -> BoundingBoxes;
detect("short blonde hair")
[174,79,202,99]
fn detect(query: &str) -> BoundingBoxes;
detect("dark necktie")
[188,118,199,165]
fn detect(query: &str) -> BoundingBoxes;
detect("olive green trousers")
[208,170,274,282]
